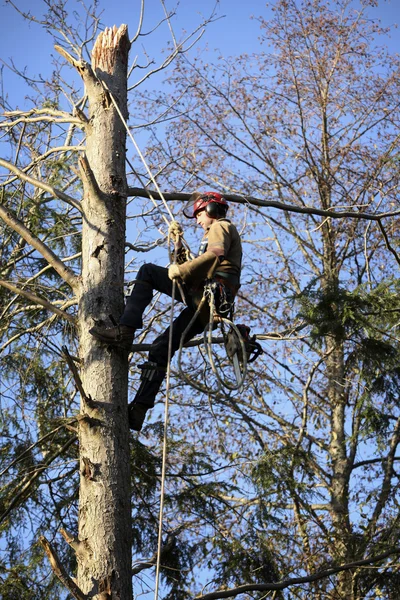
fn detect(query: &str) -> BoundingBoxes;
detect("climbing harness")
[177,280,262,395]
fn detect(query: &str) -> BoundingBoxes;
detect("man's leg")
[121,264,179,328]
[90,263,183,347]
[128,306,205,431]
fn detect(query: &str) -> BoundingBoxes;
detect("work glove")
[168,264,181,280]
[168,220,184,244]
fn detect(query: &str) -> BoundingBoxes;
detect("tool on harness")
[204,279,234,319]
[225,324,263,364]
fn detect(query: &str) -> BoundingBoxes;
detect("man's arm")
[169,251,219,283]
[168,221,233,283]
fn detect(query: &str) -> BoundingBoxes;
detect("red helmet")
[183,191,229,219]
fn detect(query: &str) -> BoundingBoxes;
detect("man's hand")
[168,264,181,280]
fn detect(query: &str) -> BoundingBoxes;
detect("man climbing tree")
[2,1,400,599]
[90,191,242,430]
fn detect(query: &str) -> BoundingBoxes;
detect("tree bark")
[321,206,353,598]
[77,25,132,599]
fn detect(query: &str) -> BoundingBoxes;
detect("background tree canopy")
[1,1,400,599]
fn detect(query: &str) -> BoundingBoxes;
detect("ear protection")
[205,202,227,218]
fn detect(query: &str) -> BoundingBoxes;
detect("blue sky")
[0,0,273,106]
[1,0,399,111]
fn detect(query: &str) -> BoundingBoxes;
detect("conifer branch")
[132,528,183,575]
[195,548,400,600]
[0,279,77,323]
[0,436,77,525]
[0,307,76,353]
[0,423,73,478]
[0,201,80,291]
[0,158,82,212]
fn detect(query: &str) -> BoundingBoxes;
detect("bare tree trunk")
[76,25,132,599]
[321,215,353,599]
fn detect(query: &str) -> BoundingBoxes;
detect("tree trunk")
[321,215,353,599]
[77,25,132,599]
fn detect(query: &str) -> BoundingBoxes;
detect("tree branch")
[60,528,91,559]
[79,154,107,201]
[377,220,400,267]
[195,548,400,600]
[0,279,77,323]
[0,158,82,212]
[0,202,80,291]
[127,187,400,222]
[62,345,94,405]
[40,536,87,600]
[129,325,302,352]
[353,456,400,470]
[2,112,82,127]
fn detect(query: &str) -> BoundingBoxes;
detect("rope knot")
[168,220,184,243]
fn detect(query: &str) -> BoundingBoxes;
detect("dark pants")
[120,264,204,407]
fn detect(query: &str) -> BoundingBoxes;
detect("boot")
[128,403,149,431]
[89,324,135,349]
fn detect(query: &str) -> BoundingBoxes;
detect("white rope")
[102,81,188,305]
[101,81,174,226]
[154,278,176,600]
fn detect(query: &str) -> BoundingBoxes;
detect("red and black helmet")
[183,191,229,219]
